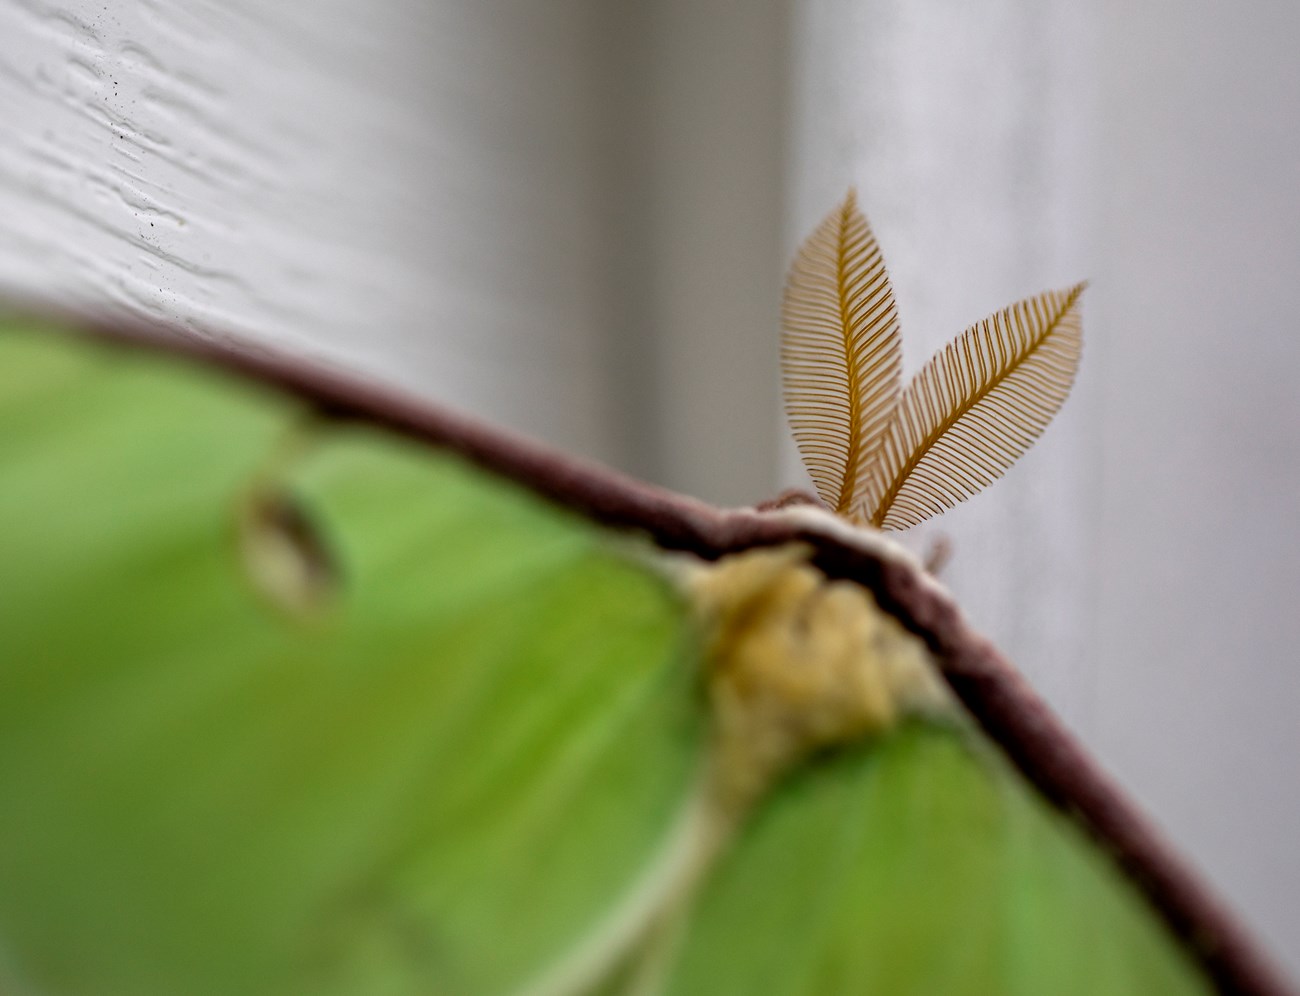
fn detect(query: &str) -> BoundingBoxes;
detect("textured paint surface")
[0,1,787,505]
[0,1,623,464]
[1090,2,1300,975]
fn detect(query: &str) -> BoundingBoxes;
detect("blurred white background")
[2,0,1297,976]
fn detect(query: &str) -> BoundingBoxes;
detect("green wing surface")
[0,319,1216,995]
[665,722,1209,995]
[0,322,701,995]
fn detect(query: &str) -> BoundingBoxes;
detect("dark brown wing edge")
[7,302,1292,996]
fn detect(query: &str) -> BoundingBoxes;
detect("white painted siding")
[0,1,624,463]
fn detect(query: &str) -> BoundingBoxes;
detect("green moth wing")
[0,315,1270,994]
[0,320,703,995]
[664,722,1209,995]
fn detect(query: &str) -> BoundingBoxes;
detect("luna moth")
[0,194,1289,996]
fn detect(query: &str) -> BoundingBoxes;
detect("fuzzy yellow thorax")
[690,546,948,813]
